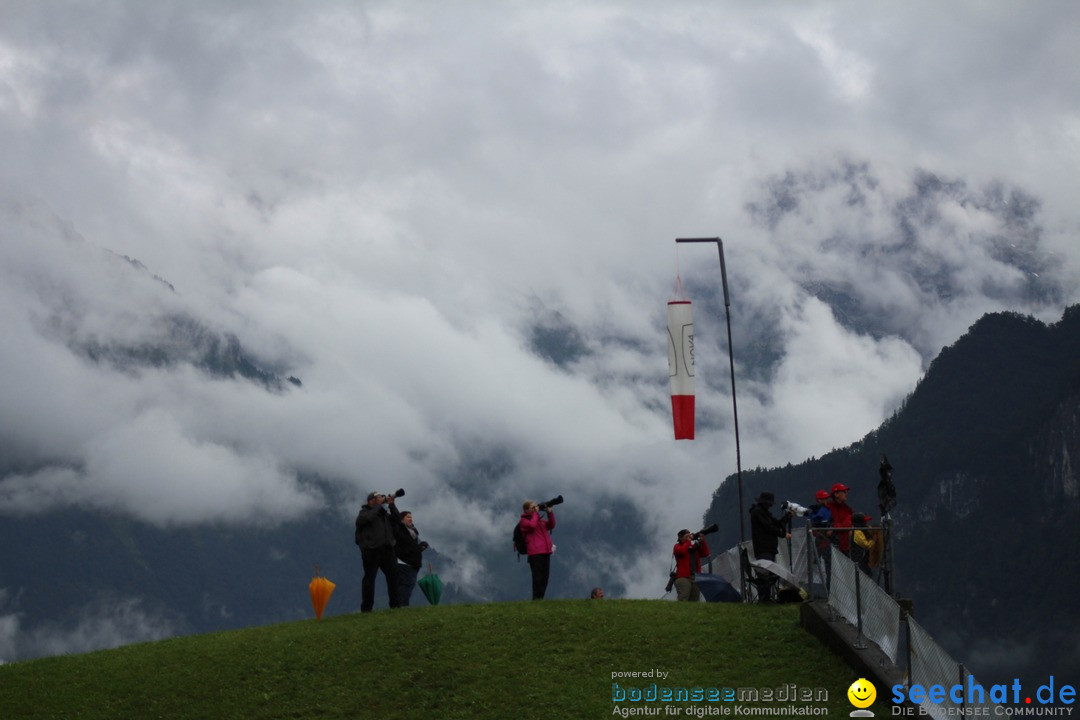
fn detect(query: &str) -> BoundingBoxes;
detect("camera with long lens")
[780,501,808,517]
[666,524,718,591]
[539,495,564,511]
[382,488,405,501]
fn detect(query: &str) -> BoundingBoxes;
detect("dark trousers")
[528,553,551,600]
[360,546,399,612]
[396,563,419,607]
[819,544,833,589]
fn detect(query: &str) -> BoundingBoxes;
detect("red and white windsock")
[667,300,695,440]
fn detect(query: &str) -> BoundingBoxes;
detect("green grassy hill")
[0,600,892,719]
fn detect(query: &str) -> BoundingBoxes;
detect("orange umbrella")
[308,564,336,620]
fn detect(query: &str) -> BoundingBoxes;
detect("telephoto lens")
[541,495,564,509]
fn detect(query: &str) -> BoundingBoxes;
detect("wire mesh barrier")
[706,521,1000,717]
[775,529,809,583]
[826,549,901,661]
[908,616,999,719]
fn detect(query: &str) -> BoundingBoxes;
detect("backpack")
[512,522,527,556]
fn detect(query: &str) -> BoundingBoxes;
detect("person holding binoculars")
[354,489,405,612]
[519,497,560,600]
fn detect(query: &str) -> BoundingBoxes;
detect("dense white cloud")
[1,1,1079,614]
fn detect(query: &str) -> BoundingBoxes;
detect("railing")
[706,521,1000,720]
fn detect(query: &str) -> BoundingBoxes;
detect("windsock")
[667,300,695,439]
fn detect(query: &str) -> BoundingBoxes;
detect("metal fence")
[707,521,999,719]
[906,615,999,719]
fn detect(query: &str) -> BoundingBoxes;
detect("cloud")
[1,1,1079,630]
[0,595,179,663]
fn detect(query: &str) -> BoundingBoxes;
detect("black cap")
[757,492,775,505]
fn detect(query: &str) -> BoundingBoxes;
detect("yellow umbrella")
[308,564,336,620]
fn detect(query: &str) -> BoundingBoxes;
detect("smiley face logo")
[847,677,876,709]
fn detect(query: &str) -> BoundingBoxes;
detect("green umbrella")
[417,563,443,606]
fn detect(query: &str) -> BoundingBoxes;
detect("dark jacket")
[393,519,427,570]
[355,504,397,550]
[749,502,786,557]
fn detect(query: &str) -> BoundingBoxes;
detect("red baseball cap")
[831,483,850,493]
[815,490,830,501]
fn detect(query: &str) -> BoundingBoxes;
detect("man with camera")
[749,491,791,562]
[672,528,711,602]
[354,490,402,612]
[519,498,558,599]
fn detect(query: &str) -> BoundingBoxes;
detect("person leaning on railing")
[809,490,834,585]
[826,483,854,555]
[852,513,882,577]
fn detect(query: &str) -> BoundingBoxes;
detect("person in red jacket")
[826,483,854,555]
[672,528,711,602]
[519,499,556,599]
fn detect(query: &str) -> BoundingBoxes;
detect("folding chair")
[739,546,778,603]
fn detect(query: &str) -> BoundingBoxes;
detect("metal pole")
[883,514,896,597]
[675,237,746,543]
[854,564,867,649]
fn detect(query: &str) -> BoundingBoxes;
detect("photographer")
[519,499,557,600]
[749,491,790,562]
[354,491,400,612]
[672,528,711,602]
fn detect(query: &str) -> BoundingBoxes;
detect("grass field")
[0,599,893,719]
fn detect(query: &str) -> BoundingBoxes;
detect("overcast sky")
[2,1,1079,643]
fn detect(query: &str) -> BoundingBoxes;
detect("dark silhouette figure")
[877,454,897,518]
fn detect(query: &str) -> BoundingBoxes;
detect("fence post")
[854,565,867,649]
[883,514,896,597]
[904,607,913,687]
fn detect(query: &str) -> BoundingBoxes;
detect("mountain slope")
[701,305,1080,685]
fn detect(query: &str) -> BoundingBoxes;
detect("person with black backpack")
[518,499,556,599]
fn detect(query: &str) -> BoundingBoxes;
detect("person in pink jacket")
[519,499,557,599]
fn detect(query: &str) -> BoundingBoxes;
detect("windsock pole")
[675,237,746,544]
